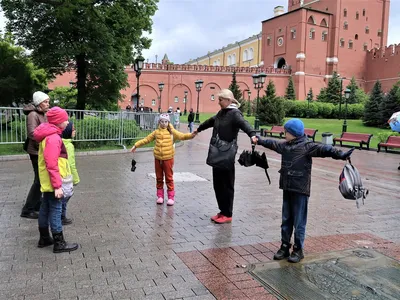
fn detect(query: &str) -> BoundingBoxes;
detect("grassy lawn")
[180,114,393,149]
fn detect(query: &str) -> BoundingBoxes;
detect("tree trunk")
[76,53,87,118]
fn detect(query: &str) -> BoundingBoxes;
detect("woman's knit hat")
[33,91,49,106]
[159,113,170,122]
[47,107,69,125]
[284,118,304,137]
[62,122,74,139]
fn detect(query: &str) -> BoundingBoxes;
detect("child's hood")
[62,138,73,146]
[34,123,62,143]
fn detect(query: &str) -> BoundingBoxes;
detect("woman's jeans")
[281,191,309,249]
[188,122,194,133]
[22,154,42,213]
[38,192,62,233]
[62,196,71,218]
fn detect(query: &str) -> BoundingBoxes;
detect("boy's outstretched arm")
[307,143,354,160]
[131,131,156,152]
[255,136,285,154]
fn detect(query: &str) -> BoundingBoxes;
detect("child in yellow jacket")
[131,113,196,206]
[61,122,80,225]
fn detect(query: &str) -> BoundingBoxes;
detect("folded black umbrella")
[238,145,271,184]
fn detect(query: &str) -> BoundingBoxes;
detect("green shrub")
[376,131,400,143]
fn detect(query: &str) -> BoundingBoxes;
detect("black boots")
[38,227,54,248]
[52,232,78,253]
[273,243,291,260]
[21,211,39,219]
[288,245,304,263]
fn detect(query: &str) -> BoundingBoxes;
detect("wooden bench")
[304,128,318,142]
[263,125,284,138]
[333,132,373,150]
[377,136,400,152]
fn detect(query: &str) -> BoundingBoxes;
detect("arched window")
[322,31,328,41]
[348,40,353,49]
[291,28,296,39]
[243,50,248,61]
[267,36,271,46]
[232,54,236,65]
[151,99,156,106]
[227,55,232,65]
[309,28,315,40]
[249,48,254,60]
[344,22,348,30]
[356,11,359,20]
[308,16,315,24]
[355,34,359,40]
[217,59,220,66]
[363,43,368,51]
[363,9,366,16]
[344,8,347,17]
[320,18,328,27]
[365,26,369,34]
[174,96,179,103]
[378,29,382,37]
[213,60,217,66]
[340,38,345,47]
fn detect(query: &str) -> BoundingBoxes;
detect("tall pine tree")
[319,71,341,103]
[229,71,244,112]
[285,76,296,100]
[346,77,359,104]
[363,80,384,127]
[308,87,314,100]
[258,80,285,125]
[379,81,400,127]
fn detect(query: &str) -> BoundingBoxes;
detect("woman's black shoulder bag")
[206,117,238,170]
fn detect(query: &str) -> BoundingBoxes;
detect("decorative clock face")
[277,37,284,46]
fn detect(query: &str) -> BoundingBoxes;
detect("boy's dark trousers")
[212,167,235,217]
[281,190,309,249]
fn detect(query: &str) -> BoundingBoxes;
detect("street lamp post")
[342,88,351,132]
[184,90,188,115]
[158,82,164,113]
[307,91,312,118]
[247,90,252,117]
[338,76,346,120]
[252,72,267,131]
[133,56,145,109]
[194,79,203,123]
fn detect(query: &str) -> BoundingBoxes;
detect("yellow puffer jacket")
[135,124,193,160]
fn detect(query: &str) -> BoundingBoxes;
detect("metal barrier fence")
[0,107,179,146]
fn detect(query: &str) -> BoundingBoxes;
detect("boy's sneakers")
[273,243,291,260]
[288,245,304,263]
[214,215,232,224]
[210,213,221,222]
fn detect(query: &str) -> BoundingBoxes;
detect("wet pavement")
[0,127,399,300]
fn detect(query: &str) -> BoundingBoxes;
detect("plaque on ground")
[148,172,208,182]
[248,248,400,300]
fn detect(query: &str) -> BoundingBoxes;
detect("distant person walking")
[20,92,50,219]
[187,108,195,133]
[195,89,257,224]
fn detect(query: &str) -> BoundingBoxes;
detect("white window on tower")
[174,96,179,103]
[151,99,156,106]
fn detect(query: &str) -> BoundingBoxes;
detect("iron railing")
[0,107,179,146]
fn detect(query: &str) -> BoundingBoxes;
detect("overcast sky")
[1,0,399,64]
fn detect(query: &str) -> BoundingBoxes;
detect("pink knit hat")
[46,107,68,125]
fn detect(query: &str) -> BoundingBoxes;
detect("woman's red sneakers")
[214,215,232,224]
[210,213,221,222]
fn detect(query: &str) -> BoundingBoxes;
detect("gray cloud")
[1,1,399,63]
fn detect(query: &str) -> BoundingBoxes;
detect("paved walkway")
[0,127,399,300]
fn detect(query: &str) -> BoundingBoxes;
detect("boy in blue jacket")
[255,118,354,263]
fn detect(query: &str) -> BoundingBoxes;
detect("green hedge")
[284,101,364,119]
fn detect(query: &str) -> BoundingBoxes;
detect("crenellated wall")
[365,44,400,92]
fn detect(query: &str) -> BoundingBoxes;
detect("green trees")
[363,81,384,127]
[258,80,285,125]
[2,0,158,110]
[317,71,341,104]
[379,81,400,127]
[0,33,47,106]
[346,77,358,104]
[285,76,296,100]
[228,71,244,112]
